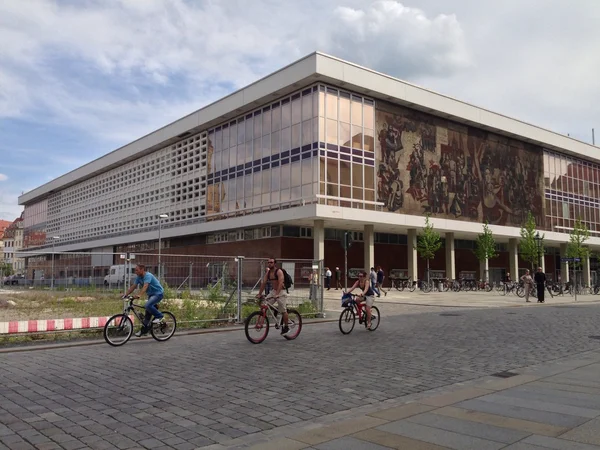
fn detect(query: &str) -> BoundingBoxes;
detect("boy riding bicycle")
[123,264,165,337]
[256,258,289,336]
[346,270,375,329]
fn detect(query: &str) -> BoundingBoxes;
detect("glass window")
[253,113,262,139]
[351,126,362,149]
[281,126,291,152]
[351,96,362,126]
[319,117,325,142]
[340,161,351,186]
[272,104,281,132]
[262,170,270,194]
[244,175,253,206]
[222,126,230,150]
[291,186,301,200]
[326,119,338,145]
[326,91,337,120]
[245,141,253,164]
[292,123,301,149]
[365,165,375,190]
[282,101,291,128]
[352,187,363,199]
[292,98,301,125]
[271,131,280,155]
[302,93,312,121]
[272,166,280,192]
[352,163,363,188]
[302,158,312,185]
[319,157,326,183]
[222,148,229,169]
[237,121,245,144]
[214,129,222,152]
[245,117,253,143]
[302,120,312,146]
[280,188,290,202]
[340,122,351,147]
[253,173,262,196]
[262,109,271,136]
[327,158,339,184]
[262,135,270,159]
[339,92,350,123]
[363,102,374,129]
[281,163,291,189]
[364,128,374,151]
[291,161,302,187]
[318,90,325,117]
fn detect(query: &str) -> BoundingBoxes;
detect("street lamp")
[51,236,60,289]
[534,232,542,268]
[158,214,169,280]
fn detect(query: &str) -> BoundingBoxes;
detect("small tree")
[520,211,545,271]
[566,219,591,285]
[416,214,442,283]
[0,262,13,277]
[474,221,498,282]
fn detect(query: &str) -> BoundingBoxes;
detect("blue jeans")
[371,281,380,296]
[143,293,164,326]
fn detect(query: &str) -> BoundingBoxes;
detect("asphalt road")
[2,302,600,449]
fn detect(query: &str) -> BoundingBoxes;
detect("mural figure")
[376,103,544,227]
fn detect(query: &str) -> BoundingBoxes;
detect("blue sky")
[1,0,599,221]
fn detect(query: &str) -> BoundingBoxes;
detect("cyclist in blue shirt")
[123,264,165,337]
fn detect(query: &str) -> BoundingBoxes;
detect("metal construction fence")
[1,252,324,330]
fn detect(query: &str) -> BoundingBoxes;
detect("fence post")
[319,259,325,318]
[236,256,244,323]
[189,262,193,292]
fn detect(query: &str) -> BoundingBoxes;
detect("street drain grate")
[589,336,600,340]
[440,313,462,317]
[491,371,519,378]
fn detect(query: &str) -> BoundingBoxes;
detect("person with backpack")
[256,258,290,335]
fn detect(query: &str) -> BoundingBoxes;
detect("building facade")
[17,53,600,284]
[2,215,25,275]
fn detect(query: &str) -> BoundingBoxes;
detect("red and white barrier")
[0,316,126,334]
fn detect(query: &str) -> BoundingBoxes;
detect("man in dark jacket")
[534,267,546,303]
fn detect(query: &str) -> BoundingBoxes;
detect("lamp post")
[51,236,60,289]
[534,232,542,269]
[158,214,169,280]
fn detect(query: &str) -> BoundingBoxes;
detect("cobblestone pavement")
[2,302,600,449]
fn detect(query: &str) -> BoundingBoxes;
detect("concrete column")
[583,255,591,287]
[407,229,418,281]
[445,232,455,280]
[363,224,374,272]
[313,220,324,262]
[509,238,519,279]
[480,258,489,282]
[560,243,569,283]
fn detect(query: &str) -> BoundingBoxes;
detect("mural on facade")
[376,102,544,226]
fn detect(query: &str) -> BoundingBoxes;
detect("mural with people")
[376,102,545,227]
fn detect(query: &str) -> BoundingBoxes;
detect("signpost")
[341,231,353,290]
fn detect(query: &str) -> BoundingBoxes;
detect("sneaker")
[151,318,165,324]
[281,326,290,336]
[135,328,148,337]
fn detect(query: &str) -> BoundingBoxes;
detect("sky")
[1,0,599,221]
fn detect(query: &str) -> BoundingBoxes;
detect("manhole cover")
[491,371,519,378]
[440,313,462,317]
[589,336,600,340]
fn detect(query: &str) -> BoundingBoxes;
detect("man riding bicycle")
[123,264,165,337]
[256,258,289,336]
[346,270,375,329]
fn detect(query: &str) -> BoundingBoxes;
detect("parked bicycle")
[385,278,416,292]
[103,295,177,346]
[338,292,380,334]
[244,295,302,344]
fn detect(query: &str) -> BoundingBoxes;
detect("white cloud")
[0,173,7,181]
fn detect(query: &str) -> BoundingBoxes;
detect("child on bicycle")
[123,264,165,337]
[346,270,375,329]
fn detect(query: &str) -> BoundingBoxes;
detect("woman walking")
[534,267,546,303]
[520,269,534,302]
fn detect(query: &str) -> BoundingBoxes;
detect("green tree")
[416,214,442,283]
[566,219,591,284]
[0,262,13,277]
[474,221,498,282]
[519,211,545,271]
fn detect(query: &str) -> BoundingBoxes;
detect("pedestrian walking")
[520,269,533,302]
[534,267,546,303]
[335,267,342,289]
[370,267,380,297]
[325,267,332,290]
[376,265,386,297]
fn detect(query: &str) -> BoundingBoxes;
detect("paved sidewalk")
[205,350,600,449]
[323,288,600,312]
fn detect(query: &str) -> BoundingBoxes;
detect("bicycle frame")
[121,297,157,325]
[257,299,285,329]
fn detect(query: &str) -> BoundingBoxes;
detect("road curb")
[0,317,338,354]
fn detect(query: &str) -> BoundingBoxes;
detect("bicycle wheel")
[367,306,380,331]
[150,311,177,342]
[516,286,524,298]
[338,308,355,334]
[245,311,270,344]
[283,309,302,340]
[103,314,133,347]
[395,281,404,291]
[407,281,416,292]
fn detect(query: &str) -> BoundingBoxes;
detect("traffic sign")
[561,257,581,263]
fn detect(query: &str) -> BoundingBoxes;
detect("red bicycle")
[338,293,380,334]
[244,295,302,344]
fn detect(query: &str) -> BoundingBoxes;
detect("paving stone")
[377,420,506,450]
[475,392,600,418]
[520,434,600,449]
[405,411,530,444]
[314,436,392,450]
[559,418,600,446]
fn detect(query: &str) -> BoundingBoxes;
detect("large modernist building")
[18,52,600,284]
